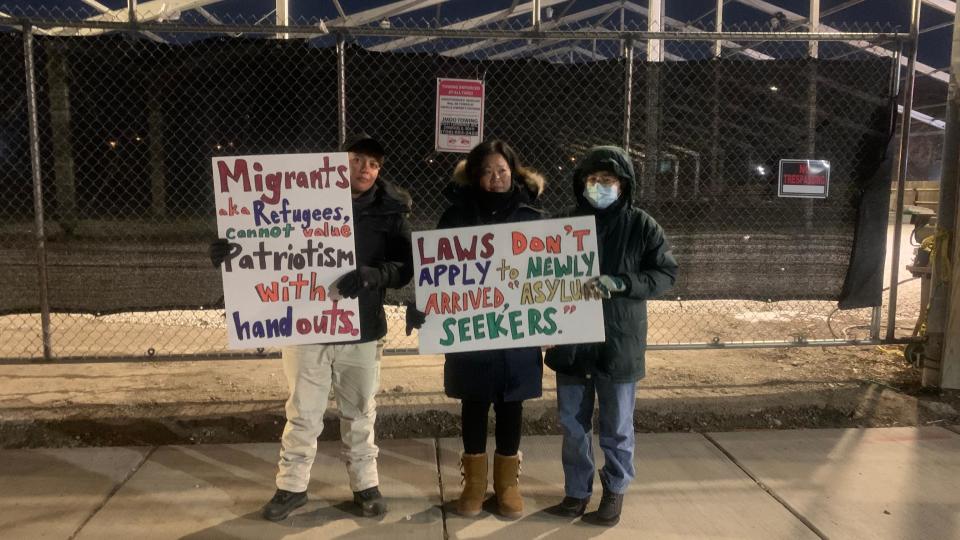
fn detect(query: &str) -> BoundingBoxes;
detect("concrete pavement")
[2,428,959,539]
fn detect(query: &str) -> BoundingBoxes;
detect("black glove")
[208,238,230,267]
[405,300,426,336]
[337,266,383,298]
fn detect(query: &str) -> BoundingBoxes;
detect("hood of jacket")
[572,145,636,212]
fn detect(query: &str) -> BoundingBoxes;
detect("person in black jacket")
[545,146,677,526]
[408,140,546,519]
[210,134,413,521]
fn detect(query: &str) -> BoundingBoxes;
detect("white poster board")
[212,153,360,349]
[413,216,605,354]
[435,78,484,153]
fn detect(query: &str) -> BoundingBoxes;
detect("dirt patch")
[1,346,958,449]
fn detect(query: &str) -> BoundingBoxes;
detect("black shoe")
[261,489,307,521]
[584,488,623,527]
[553,495,590,517]
[353,486,387,517]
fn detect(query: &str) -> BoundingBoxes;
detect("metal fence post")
[805,59,818,231]
[622,38,633,149]
[336,32,347,147]
[643,62,660,200]
[713,0,724,58]
[710,0,724,198]
[23,22,53,362]
[871,42,904,341]
[805,2,819,232]
[886,0,922,340]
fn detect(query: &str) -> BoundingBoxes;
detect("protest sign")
[212,153,360,349]
[413,216,605,354]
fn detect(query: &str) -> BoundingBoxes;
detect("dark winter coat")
[544,146,678,383]
[353,179,414,343]
[438,161,547,402]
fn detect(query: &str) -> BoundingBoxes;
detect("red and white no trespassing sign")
[778,159,830,199]
[435,78,484,153]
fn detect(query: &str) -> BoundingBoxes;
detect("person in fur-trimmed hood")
[407,140,545,520]
[439,143,546,227]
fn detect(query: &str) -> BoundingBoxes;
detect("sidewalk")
[3,427,959,539]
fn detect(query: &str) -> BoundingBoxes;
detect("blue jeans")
[556,372,637,498]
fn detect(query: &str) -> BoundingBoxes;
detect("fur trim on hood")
[452,160,546,197]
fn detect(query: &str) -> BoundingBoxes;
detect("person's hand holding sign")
[404,301,426,336]
[336,267,384,298]
[583,275,627,300]
[208,238,230,267]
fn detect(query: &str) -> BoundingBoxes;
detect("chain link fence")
[0,7,923,361]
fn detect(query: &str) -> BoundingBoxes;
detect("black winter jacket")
[545,146,678,382]
[438,162,547,402]
[352,179,414,342]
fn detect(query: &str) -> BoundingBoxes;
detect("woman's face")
[478,153,512,193]
[348,152,382,196]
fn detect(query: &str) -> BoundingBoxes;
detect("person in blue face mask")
[545,145,678,527]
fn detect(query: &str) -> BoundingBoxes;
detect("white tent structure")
[8,1,952,130]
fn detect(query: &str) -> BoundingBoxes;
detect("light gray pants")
[275,340,382,493]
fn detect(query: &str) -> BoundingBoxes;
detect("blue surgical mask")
[583,183,620,209]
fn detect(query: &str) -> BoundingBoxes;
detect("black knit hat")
[341,133,385,160]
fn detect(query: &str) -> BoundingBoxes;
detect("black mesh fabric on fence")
[0,35,893,315]
[633,56,895,303]
[1,33,339,314]
[0,32,38,316]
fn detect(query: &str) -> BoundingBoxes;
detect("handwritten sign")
[212,153,360,349]
[413,216,605,354]
[435,78,484,153]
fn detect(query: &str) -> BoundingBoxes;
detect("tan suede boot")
[493,452,523,519]
[456,453,488,516]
